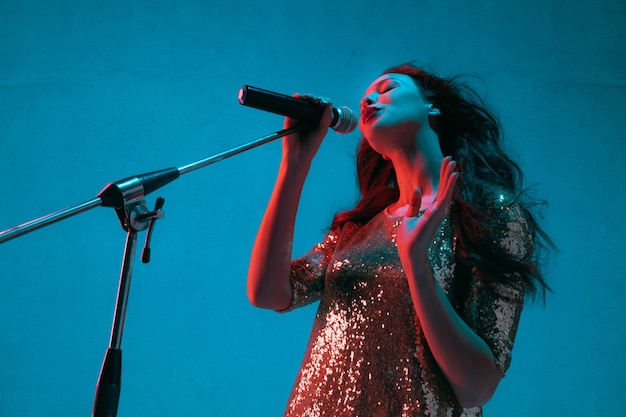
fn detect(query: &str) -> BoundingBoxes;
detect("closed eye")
[380,82,396,93]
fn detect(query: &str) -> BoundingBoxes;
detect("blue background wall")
[1,1,624,416]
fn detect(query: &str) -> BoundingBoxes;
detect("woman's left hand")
[396,157,459,263]
[396,157,502,408]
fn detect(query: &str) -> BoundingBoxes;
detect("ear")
[428,104,441,116]
[427,104,441,133]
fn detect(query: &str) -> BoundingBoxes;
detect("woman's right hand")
[248,95,333,310]
[281,94,334,166]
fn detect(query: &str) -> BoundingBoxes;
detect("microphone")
[238,85,358,134]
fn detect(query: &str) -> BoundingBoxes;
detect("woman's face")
[359,73,432,153]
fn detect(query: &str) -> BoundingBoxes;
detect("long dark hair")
[331,63,553,301]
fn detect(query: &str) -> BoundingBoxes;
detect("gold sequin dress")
[282,198,530,417]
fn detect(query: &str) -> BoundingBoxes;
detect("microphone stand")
[0,125,301,417]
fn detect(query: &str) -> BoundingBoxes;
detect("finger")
[406,188,423,217]
[296,94,334,128]
[436,158,450,197]
[436,163,456,201]
[439,156,452,182]
[427,162,458,221]
[439,171,459,210]
[320,100,334,126]
[436,158,457,201]
[295,93,331,105]
[284,94,333,132]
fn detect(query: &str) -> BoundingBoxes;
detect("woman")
[247,63,552,417]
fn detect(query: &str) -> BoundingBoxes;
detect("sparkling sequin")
[282,198,529,417]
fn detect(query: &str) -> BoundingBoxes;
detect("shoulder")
[481,189,534,260]
[482,189,528,222]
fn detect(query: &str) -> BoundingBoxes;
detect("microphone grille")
[332,106,358,134]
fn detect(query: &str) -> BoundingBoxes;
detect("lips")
[361,106,381,123]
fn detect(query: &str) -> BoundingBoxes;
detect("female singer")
[247,63,552,416]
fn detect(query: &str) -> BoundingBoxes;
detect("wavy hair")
[331,63,553,301]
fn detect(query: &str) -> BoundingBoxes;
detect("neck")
[387,133,442,214]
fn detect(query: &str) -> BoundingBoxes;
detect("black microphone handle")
[238,85,326,127]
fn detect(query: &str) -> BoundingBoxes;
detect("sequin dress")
[281,196,530,417]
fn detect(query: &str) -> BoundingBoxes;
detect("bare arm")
[404,260,503,408]
[247,98,333,310]
[396,158,502,408]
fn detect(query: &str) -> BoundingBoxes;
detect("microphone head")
[331,106,358,134]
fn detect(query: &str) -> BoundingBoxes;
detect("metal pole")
[0,198,102,244]
[178,126,300,176]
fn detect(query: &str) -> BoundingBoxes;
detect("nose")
[360,94,376,111]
